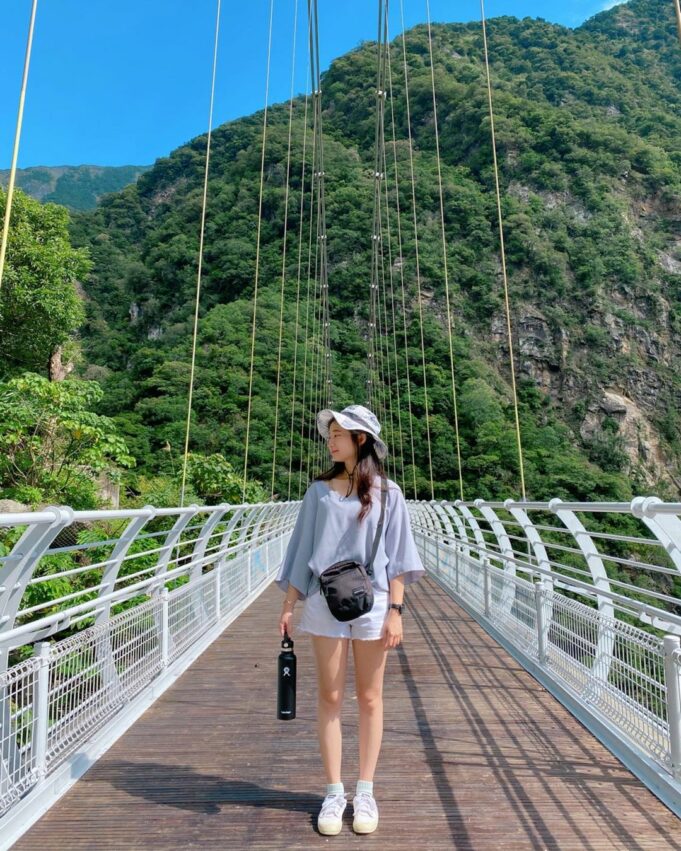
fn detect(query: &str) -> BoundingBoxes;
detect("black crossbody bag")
[318,474,388,622]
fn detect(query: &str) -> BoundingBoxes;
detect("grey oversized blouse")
[275,476,425,599]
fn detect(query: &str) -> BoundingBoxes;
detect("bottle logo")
[283,666,291,677]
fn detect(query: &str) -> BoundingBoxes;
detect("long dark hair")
[313,423,386,524]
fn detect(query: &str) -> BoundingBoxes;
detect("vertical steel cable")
[310,175,324,475]
[381,91,406,491]
[180,0,223,506]
[386,34,418,497]
[305,0,322,480]
[376,199,397,482]
[369,1,394,472]
[242,0,276,502]
[297,102,318,497]
[480,0,527,501]
[298,0,319,492]
[375,18,398,484]
[674,0,681,45]
[287,86,311,500]
[399,0,435,499]
[424,0,465,501]
[376,6,397,485]
[0,0,39,294]
[306,0,332,479]
[368,0,386,414]
[271,0,300,500]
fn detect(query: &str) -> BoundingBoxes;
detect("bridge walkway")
[14,577,680,850]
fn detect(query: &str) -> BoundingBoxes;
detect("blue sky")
[1,0,622,169]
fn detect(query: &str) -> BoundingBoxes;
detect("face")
[327,421,366,466]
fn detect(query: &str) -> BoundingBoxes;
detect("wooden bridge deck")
[14,576,680,850]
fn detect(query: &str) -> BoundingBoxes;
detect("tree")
[0,373,135,509]
[0,188,90,378]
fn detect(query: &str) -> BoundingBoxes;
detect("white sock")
[356,779,373,796]
[326,781,344,796]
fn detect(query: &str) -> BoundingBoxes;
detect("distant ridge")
[0,164,150,211]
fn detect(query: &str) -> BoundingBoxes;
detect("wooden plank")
[14,576,681,849]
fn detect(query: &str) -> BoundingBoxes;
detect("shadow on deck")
[14,577,680,850]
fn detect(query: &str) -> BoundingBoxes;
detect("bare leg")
[311,635,349,784]
[352,637,389,782]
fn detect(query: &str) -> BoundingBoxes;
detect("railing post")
[483,558,490,617]
[161,587,169,669]
[663,635,681,780]
[215,566,221,622]
[455,544,460,595]
[33,641,51,779]
[535,579,547,665]
[434,535,441,577]
[247,549,252,596]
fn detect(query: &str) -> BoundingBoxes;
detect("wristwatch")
[389,603,404,615]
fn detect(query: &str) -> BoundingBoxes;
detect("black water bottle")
[277,629,297,720]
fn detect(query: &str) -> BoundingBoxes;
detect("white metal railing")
[409,495,681,816]
[0,499,298,826]
[1,493,681,831]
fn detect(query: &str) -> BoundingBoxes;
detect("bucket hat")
[316,404,388,460]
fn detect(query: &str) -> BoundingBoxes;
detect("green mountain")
[68,0,681,502]
[0,164,149,211]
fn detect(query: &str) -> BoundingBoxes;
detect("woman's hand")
[279,588,301,638]
[382,610,403,649]
[279,605,295,638]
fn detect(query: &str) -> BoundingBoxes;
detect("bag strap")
[365,473,388,578]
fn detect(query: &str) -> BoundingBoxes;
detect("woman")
[276,404,425,836]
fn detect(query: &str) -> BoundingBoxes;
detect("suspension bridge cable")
[367,1,382,413]
[377,18,410,490]
[376,179,395,481]
[271,0,300,500]
[376,5,397,484]
[306,0,322,478]
[386,33,418,497]
[310,183,324,474]
[399,0,435,500]
[242,0,276,503]
[309,137,322,479]
[425,0,465,502]
[179,0,223,507]
[307,0,332,478]
[297,10,319,496]
[308,0,324,478]
[368,0,391,459]
[297,141,316,496]
[674,0,681,45]
[480,0,527,501]
[286,85,311,500]
[381,96,406,491]
[0,0,39,295]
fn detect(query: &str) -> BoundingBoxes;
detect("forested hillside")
[5,0,681,506]
[0,165,149,211]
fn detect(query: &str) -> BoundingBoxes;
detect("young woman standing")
[276,404,425,836]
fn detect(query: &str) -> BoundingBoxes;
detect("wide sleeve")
[274,483,318,599]
[384,484,426,585]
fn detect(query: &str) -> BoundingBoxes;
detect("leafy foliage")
[0,373,135,509]
[0,188,90,377]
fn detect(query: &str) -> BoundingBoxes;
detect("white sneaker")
[317,792,347,835]
[352,791,379,834]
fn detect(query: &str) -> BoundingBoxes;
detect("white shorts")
[298,588,390,640]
